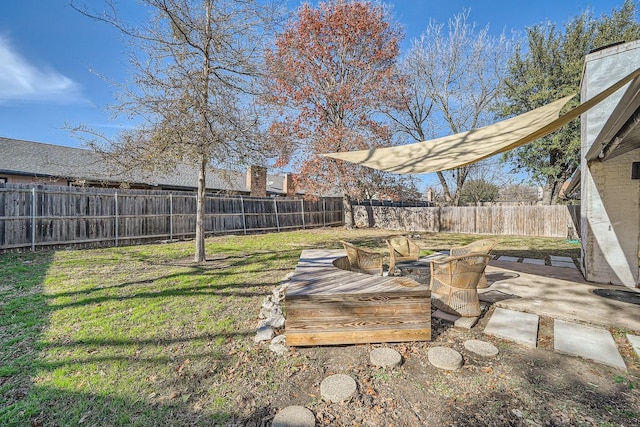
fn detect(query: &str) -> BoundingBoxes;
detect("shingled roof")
[0,137,288,194]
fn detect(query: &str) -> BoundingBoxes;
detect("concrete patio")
[477,259,640,369]
[481,259,639,333]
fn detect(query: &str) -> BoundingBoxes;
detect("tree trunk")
[436,171,454,205]
[194,155,207,262]
[343,191,355,228]
[541,179,559,205]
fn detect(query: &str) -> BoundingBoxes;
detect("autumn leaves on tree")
[264,0,418,225]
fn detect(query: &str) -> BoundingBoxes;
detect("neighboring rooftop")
[0,137,292,195]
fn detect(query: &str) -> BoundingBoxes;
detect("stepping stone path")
[427,346,463,370]
[370,348,402,368]
[320,374,357,403]
[497,255,519,262]
[432,309,480,329]
[628,334,640,359]
[272,405,315,427]
[554,320,626,369]
[522,258,545,265]
[484,307,539,348]
[550,255,577,268]
[464,339,499,357]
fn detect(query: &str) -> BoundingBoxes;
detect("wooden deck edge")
[285,250,432,346]
[286,328,432,347]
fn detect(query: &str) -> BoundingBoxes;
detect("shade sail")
[322,67,640,174]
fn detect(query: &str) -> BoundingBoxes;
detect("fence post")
[169,193,173,241]
[114,191,119,247]
[240,196,247,234]
[31,187,36,251]
[274,198,280,232]
[323,198,326,226]
[300,198,305,229]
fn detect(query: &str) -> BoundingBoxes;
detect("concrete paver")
[272,406,315,427]
[497,256,519,262]
[552,261,577,268]
[554,320,626,369]
[483,308,539,348]
[464,339,499,357]
[550,255,577,268]
[320,374,357,403]
[428,346,463,370]
[522,258,545,265]
[370,348,402,368]
[626,334,640,360]
[550,255,574,263]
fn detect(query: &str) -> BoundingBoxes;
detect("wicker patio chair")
[430,253,491,317]
[386,236,421,275]
[450,239,497,288]
[339,240,384,276]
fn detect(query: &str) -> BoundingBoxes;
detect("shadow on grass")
[0,249,282,426]
[0,251,54,426]
[45,248,303,301]
[28,385,277,427]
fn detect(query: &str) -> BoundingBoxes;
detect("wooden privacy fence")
[353,204,581,238]
[0,184,343,250]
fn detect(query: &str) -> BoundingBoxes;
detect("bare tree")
[392,10,514,206]
[69,0,283,262]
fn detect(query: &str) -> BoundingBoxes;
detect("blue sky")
[0,0,632,184]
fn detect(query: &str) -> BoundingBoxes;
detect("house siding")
[581,40,640,287]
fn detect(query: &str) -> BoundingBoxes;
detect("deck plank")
[285,249,431,346]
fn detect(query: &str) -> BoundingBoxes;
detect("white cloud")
[0,36,85,104]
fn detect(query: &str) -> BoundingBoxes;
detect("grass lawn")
[0,228,581,426]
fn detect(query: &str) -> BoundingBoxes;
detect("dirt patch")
[249,310,640,427]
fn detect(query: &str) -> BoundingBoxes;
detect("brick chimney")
[246,166,267,197]
[283,173,296,196]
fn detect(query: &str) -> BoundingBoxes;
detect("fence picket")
[0,184,343,250]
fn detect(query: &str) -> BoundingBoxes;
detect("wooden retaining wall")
[0,184,343,250]
[353,205,581,238]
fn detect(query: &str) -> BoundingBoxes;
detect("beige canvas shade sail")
[322,66,640,174]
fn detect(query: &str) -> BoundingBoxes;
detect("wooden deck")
[285,249,431,346]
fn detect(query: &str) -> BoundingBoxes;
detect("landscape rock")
[260,314,285,329]
[254,325,275,343]
[269,335,289,355]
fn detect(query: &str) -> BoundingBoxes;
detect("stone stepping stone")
[427,346,463,370]
[320,374,357,403]
[432,309,479,329]
[484,308,539,348]
[370,348,402,368]
[554,320,626,369]
[628,334,640,359]
[497,256,519,262]
[522,258,545,265]
[550,255,573,262]
[550,255,576,268]
[464,339,499,357]
[272,405,315,427]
